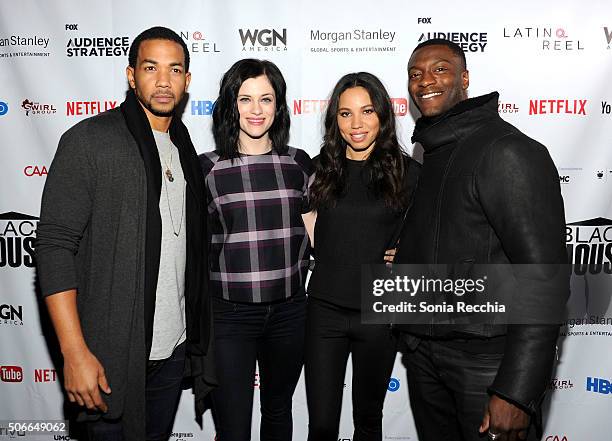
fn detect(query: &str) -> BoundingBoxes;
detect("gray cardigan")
[37,109,151,439]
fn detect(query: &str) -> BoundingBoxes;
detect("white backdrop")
[1,1,611,440]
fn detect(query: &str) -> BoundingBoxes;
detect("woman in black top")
[303,72,420,441]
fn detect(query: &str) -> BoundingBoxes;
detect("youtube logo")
[0,365,23,382]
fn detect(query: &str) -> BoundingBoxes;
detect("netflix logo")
[34,368,58,383]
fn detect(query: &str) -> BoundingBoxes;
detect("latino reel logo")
[239,28,287,52]
[503,26,583,51]
[179,31,221,54]
[0,212,37,268]
[21,99,57,116]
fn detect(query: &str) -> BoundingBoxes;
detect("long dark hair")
[309,72,408,211]
[212,58,290,160]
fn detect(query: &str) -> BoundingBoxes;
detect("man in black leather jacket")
[394,39,569,441]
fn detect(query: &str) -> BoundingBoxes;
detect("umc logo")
[0,211,38,268]
[239,28,287,52]
[0,365,23,383]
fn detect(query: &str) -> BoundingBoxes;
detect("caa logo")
[545,436,568,441]
[0,101,8,116]
[0,365,23,382]
[24,165,48,177]
[388,377,400,392]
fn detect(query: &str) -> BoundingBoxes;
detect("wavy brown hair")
[309,72,408,211]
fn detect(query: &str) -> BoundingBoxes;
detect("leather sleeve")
[475,132,569,412]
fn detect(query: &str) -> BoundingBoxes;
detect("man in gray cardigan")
[36,27,214,441]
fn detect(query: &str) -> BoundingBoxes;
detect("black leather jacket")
[395,92,569,414]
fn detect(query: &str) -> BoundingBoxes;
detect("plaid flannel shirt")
[200,147,312,303]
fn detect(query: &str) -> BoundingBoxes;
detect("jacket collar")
[412,92,500,152]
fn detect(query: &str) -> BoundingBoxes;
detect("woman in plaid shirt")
[199,59,312,441]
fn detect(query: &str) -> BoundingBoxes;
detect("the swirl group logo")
[0,101,8,116]
[388,377,400,392]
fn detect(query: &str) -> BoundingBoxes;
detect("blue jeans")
[210,295,306,441]
[86,342,186,441]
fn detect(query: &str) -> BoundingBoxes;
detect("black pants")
[402,337,538,441]
[305,297,397,441]
[210,295,306,441]
[86,341,186,441]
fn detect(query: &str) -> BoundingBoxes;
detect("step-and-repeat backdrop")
[1,1,611,440]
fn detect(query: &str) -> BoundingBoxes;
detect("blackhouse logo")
[0,212,37,268]
[418,32,487,52]
[566,217,612,275]
[239,28,287,52]
[66,36,130,57]
[180,31,220,54]
[0,304,23,326]
[21,99,57,116]
[0,34,51,59]
[503,26,584,51]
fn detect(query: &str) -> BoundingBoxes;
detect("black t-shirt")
[307,156,420,310]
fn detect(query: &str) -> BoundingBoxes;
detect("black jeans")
[401,337,538,441]
[86,341,186,441]
[305,298,397,441]
[210,295,306,441]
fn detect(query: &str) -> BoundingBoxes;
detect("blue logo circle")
[388,377,400,392]
[0,101,8,116]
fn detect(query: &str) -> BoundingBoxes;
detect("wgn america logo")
[179,31,220,54]
[503,26,583,51]
[21,99,57,116]
[65,24,129,57]
[0,304,23,326]
[605,27,612,49]
[418,32,487,52]
[0,212,37,268]
[0,100,8,116]
[239,28,287,52]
